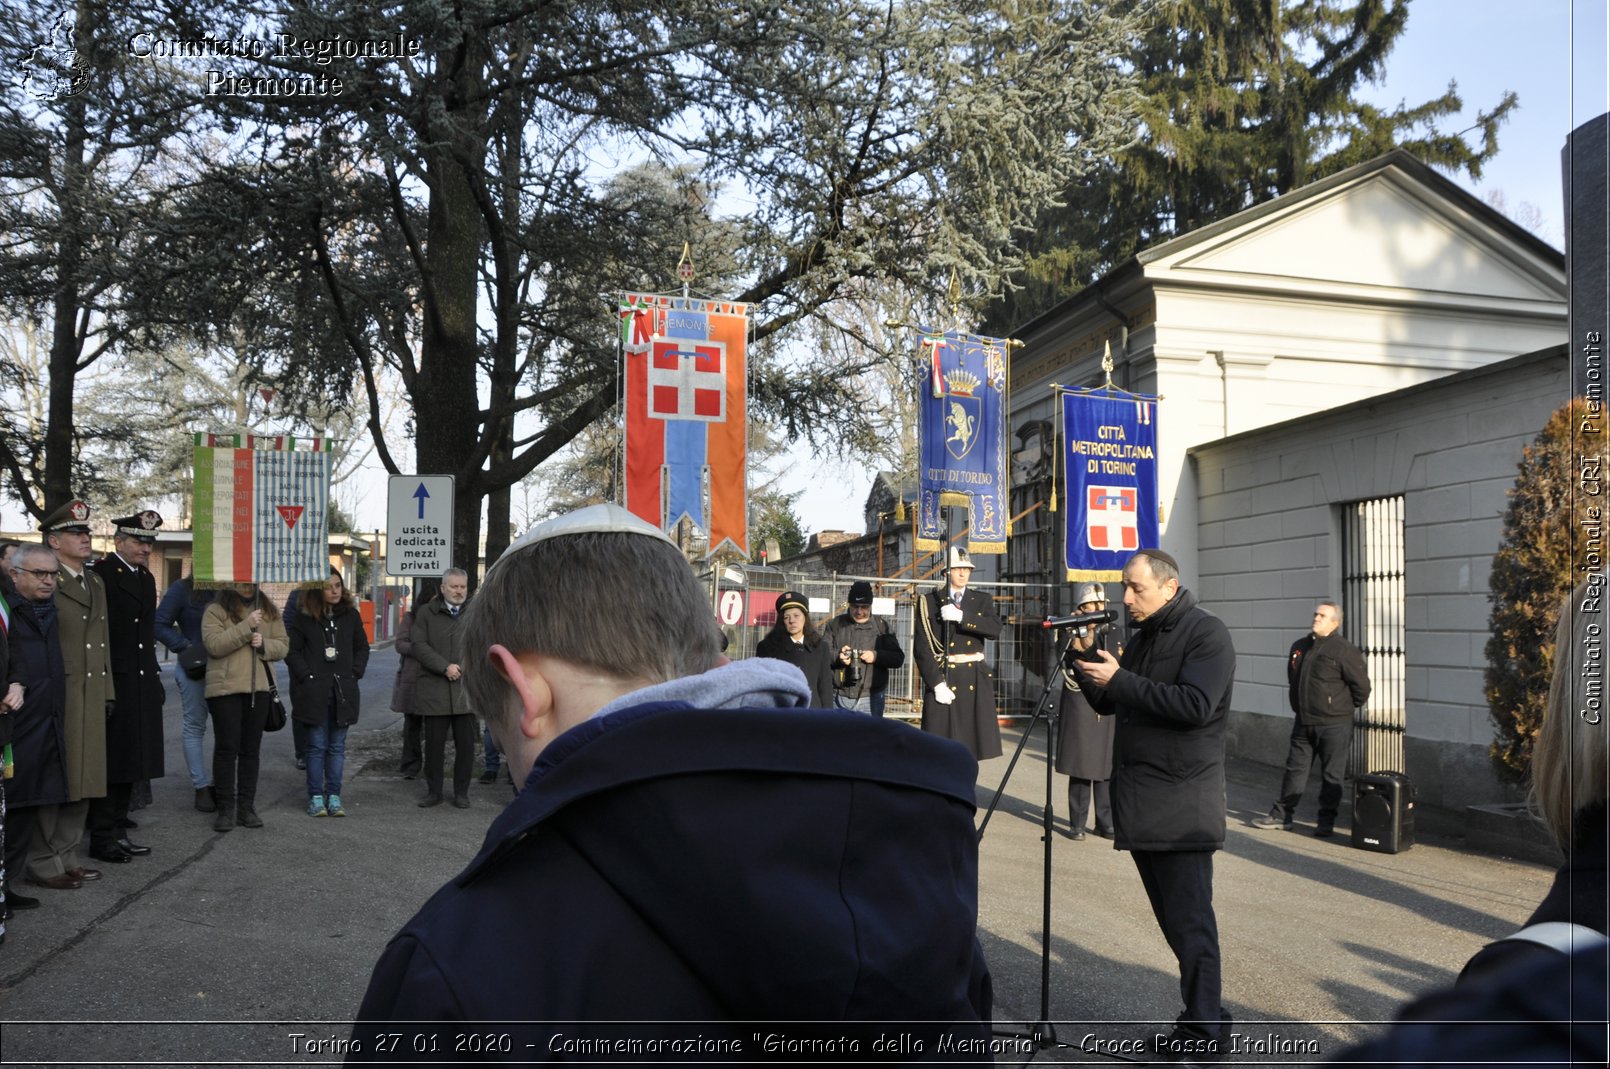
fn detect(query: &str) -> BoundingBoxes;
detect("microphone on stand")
[1041,608,1120,630]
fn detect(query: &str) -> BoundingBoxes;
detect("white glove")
[933,682,956,705]
[940,602,964,623]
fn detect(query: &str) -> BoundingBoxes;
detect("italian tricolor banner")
[192,433,332,585]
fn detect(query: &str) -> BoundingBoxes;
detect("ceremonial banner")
[192,433,332,585]
[1060,391,1160,581]
[620,292,748,558]
[916,328,1009,553]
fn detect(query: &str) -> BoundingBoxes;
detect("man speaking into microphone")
[1067,548,1236,1061]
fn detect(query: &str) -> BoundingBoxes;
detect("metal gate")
[1342,496,1407,774]
[707,570,1062,721]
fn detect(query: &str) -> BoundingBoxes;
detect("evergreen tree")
[1484,398,1599,783]
[985,0,1518,334]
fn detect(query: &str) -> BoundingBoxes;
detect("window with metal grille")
[1341,496,1407,775]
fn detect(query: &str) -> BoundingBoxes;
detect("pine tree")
[985,0,1518,334]
[1484,399,1598,783]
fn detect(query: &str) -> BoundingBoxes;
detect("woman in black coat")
[755,590,835,707]
[286,569,370,818]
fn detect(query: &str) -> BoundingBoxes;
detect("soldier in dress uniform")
[914,546,1002,760]
[85,511,165,862]
[25,499,111,890]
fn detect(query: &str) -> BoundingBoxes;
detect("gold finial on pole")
[947,266,963,328]
[676,241,695,297]
[1101,338,1116,389]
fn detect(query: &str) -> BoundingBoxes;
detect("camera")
[841,647,862,683]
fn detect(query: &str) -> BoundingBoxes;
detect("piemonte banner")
[916,327,1009,554]
[192,433,332,585]
[620,291,748,558]
[1060,390,1160,581]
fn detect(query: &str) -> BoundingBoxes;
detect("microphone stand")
[977,625,1141,1065]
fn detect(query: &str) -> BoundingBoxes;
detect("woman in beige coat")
[202,584,289,831]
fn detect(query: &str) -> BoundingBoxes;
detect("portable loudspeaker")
[1352,770,1415,854]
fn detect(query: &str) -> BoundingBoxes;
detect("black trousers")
[3,793,37,898]
[86,782,134,852]
[400,713,423,776]
[1068,777,1112,834]
[1131,849,1223,1037]
[209,693,270,811]
[1276,722,1350,823]
[423,714,475,800]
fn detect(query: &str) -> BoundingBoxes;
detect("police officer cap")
[776,590,808,615]
[945,546,973,572]
[40,499,91,534]
[504,503,673,558]
[112,509,164,543]
[847,580,874,606]
[1073,581,1106,607]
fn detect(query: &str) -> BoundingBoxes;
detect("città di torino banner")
[1060,390,1160,581]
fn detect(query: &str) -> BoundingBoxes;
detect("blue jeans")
[835,692,873,714]
[306,709,348,797]
[175,662,211,789]
[482,726,502,774]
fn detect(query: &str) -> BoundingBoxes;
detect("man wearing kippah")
[1068,548,1236,1062]
[350,504,992,1056]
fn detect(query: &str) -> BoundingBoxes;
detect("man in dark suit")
[85,511,166,862]
[1072,548,1236,1061]
[1253,600,1371,838]
[27,500,111,890]
[914,546,1002,760]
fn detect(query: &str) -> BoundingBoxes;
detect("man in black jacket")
[1072,548,1235,1061]
[1252,601,1370,838]
[821,580,905,715]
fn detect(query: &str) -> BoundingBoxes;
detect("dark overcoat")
[286,602,371,727]
[1082,588,1235,852]
[3,598,70,807]
[914,585,1002,760]
[754,631,835,707]
[90,554,165,782]
[349,704,992,1058]
[1056,678,1115,781]
[54,563,111,800]
[410,599,467,717]
[388,610,420,715]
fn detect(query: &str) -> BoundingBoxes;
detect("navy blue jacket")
[1082,589,1235,851]
[349,704,992,1061]
[153,576,215,655]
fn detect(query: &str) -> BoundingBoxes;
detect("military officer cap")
[776,590,809,615]
[112,509,164,543]
[40,498,92,534]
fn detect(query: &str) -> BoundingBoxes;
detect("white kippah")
[505,503,673,557]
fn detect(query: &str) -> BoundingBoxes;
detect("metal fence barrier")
[706,569,1061,721]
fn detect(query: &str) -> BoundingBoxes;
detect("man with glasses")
[4,544,77,900]
[822,581,905,716]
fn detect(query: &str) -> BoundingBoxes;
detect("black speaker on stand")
[1352,770,1415,853]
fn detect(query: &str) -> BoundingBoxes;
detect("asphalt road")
[0,647,1556,1065]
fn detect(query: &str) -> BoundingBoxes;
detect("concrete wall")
[1191,348,1569,810]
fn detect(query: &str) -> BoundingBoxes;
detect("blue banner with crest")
[1060,389,1160,581]
[916,328,1008,553]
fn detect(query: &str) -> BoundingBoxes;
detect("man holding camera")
[1071,548,1235,1061]
[915,546,1002,760]
[821,580,905,715]
[349,504,992,1054]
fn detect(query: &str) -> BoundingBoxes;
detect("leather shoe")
[195,786,217,813]
[1093,827,1115,839]
[67,867,101,882]
[6,891,41,910]
[1067,828,1087,841]
[452,796,471,809]
[88,846,133,864]
[116,838,152,856]
[418,794,443,808]
[29,873,84,890]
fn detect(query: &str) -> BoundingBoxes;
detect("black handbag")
[179,643,208,681]
[257,653,288,732]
